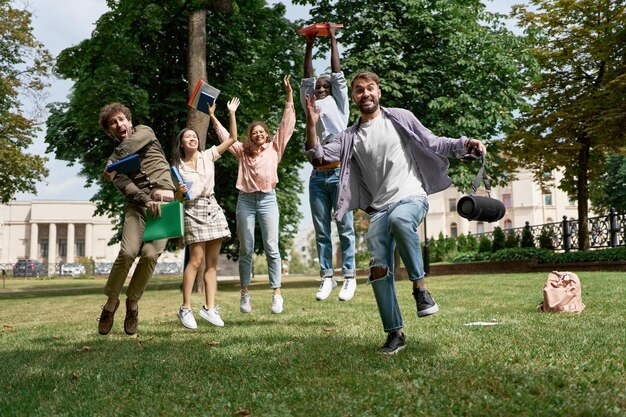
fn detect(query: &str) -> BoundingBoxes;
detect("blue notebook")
[170,166,192,200]
[188,80,220,115]
[106,154,141,174]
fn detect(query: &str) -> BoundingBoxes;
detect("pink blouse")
[213,103,296,193]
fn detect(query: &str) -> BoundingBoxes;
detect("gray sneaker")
[378,331,406,354]
[413,288,439,317]
[240,292,252,313]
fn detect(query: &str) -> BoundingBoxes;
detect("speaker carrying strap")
[470,154,492,197]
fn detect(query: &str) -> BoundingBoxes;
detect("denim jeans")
[236,190,281,288]
[309,167,356,278]
[367,195,429,332]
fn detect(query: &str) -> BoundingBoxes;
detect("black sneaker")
[378,331,406,355]
[413,288,439,317]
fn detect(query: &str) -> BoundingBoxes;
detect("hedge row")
[450,246,626,264]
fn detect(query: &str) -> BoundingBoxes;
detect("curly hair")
[99,102,132,133]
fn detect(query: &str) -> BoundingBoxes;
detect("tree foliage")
[590,154,626,213]
[502,0,626,250]
[0,0,52,203]
[294,0,538,190]
[45,0,305,258]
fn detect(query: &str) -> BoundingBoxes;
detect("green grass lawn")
[0,272,624,417]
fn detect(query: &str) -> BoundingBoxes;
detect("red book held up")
[188,80,220,114]
[298,23,344,37]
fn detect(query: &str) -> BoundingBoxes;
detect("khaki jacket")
[108,125,175,206]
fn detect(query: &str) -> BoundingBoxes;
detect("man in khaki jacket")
[97,102,176,336]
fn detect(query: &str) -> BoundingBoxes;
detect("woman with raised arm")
[173,97,240,329]
[211,75,295,314]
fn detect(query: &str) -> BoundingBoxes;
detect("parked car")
[94,262,113,276]
[60,263,86,277]
[13,259,48,277]
[154,262,181,276]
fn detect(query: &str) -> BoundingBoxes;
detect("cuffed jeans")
[367,195,429,332]
[309,167,356,278]
[104,202,167,301]
[236,190,281,288]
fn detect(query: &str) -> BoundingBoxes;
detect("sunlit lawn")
[0,272,624,417]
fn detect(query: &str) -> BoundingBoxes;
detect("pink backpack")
[537,271,585,313]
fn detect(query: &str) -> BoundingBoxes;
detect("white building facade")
[0,201,121,269]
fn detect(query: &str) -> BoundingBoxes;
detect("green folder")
[143,201,184,242]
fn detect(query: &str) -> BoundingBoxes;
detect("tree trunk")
[577,137,591,251]
[187,8,208,293]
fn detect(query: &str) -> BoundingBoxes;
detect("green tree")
[294,0,538,189]
[503,0,626,250]
[45,0,305,258]
[590,154,626,213]
[478,235,492,253]
[457,234,469,253]
[505,230,520,248]
[491,226,505,252]
[467,233,478,252]
[521,224,535,248]
[0,0,52,202]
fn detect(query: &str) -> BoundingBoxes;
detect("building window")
[503,193,511,208]
[40,239,49,257]
[77,239,85,257]
[450,223,458,237]
[59,239,67,257]
[544,194,553,206]
[504,219,512,230]
[477,222,485,234]
[448,198,456,211]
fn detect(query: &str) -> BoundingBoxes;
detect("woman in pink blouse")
[173,97,240,329]
[211,75,295,314]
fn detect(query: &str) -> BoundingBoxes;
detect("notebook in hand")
[143,201,185,242]
[106,154,141,174]
[188,80,220,114]
[298,23,343,37]
[170,166,192,200]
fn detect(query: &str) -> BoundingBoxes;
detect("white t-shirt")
[300,72,349,142]
[352,112,426,210]
[177,146,221,200]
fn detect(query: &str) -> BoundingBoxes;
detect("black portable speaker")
[456,154,505,222]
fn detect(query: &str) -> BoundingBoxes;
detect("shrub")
[492,227,506,252]
[521,225,535,248]
[478,235,492,253]
[538,227,556,250]
[467,234,478,251]
[505,230,520,248]
[457,234,469,252]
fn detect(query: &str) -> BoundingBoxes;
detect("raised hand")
[305,94,320,126]
[283,74,293,103]
[208,101,217,116]
[227,97,240,113]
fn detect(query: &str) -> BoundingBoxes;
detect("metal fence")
[473,208,626,251]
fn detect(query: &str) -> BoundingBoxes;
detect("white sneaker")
[177,307,197,329]
[271,294,283,314]
[315,277,337,301]
[240,292,252,313]
[338,278,357,301]
[199,305,224,327]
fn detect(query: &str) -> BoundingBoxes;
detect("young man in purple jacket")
[305,72,486,354]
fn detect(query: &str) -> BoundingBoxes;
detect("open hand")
[227,97,240,113]
[305,94,321,125]
[283,74,292,95]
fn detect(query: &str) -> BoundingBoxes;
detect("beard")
[358,96,379,114]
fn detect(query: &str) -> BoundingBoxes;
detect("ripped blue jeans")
[367,195,429,332]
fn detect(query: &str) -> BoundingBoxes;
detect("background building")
[0,201,121,270]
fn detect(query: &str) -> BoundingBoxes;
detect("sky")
[13,0,522,232]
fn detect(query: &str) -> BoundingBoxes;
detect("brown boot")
[98,299,120,335]
[124,299,139,335]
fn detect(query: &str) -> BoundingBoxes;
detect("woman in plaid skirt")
[172,97,240,329]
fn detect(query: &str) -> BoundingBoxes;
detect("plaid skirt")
[183,195,231,245]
